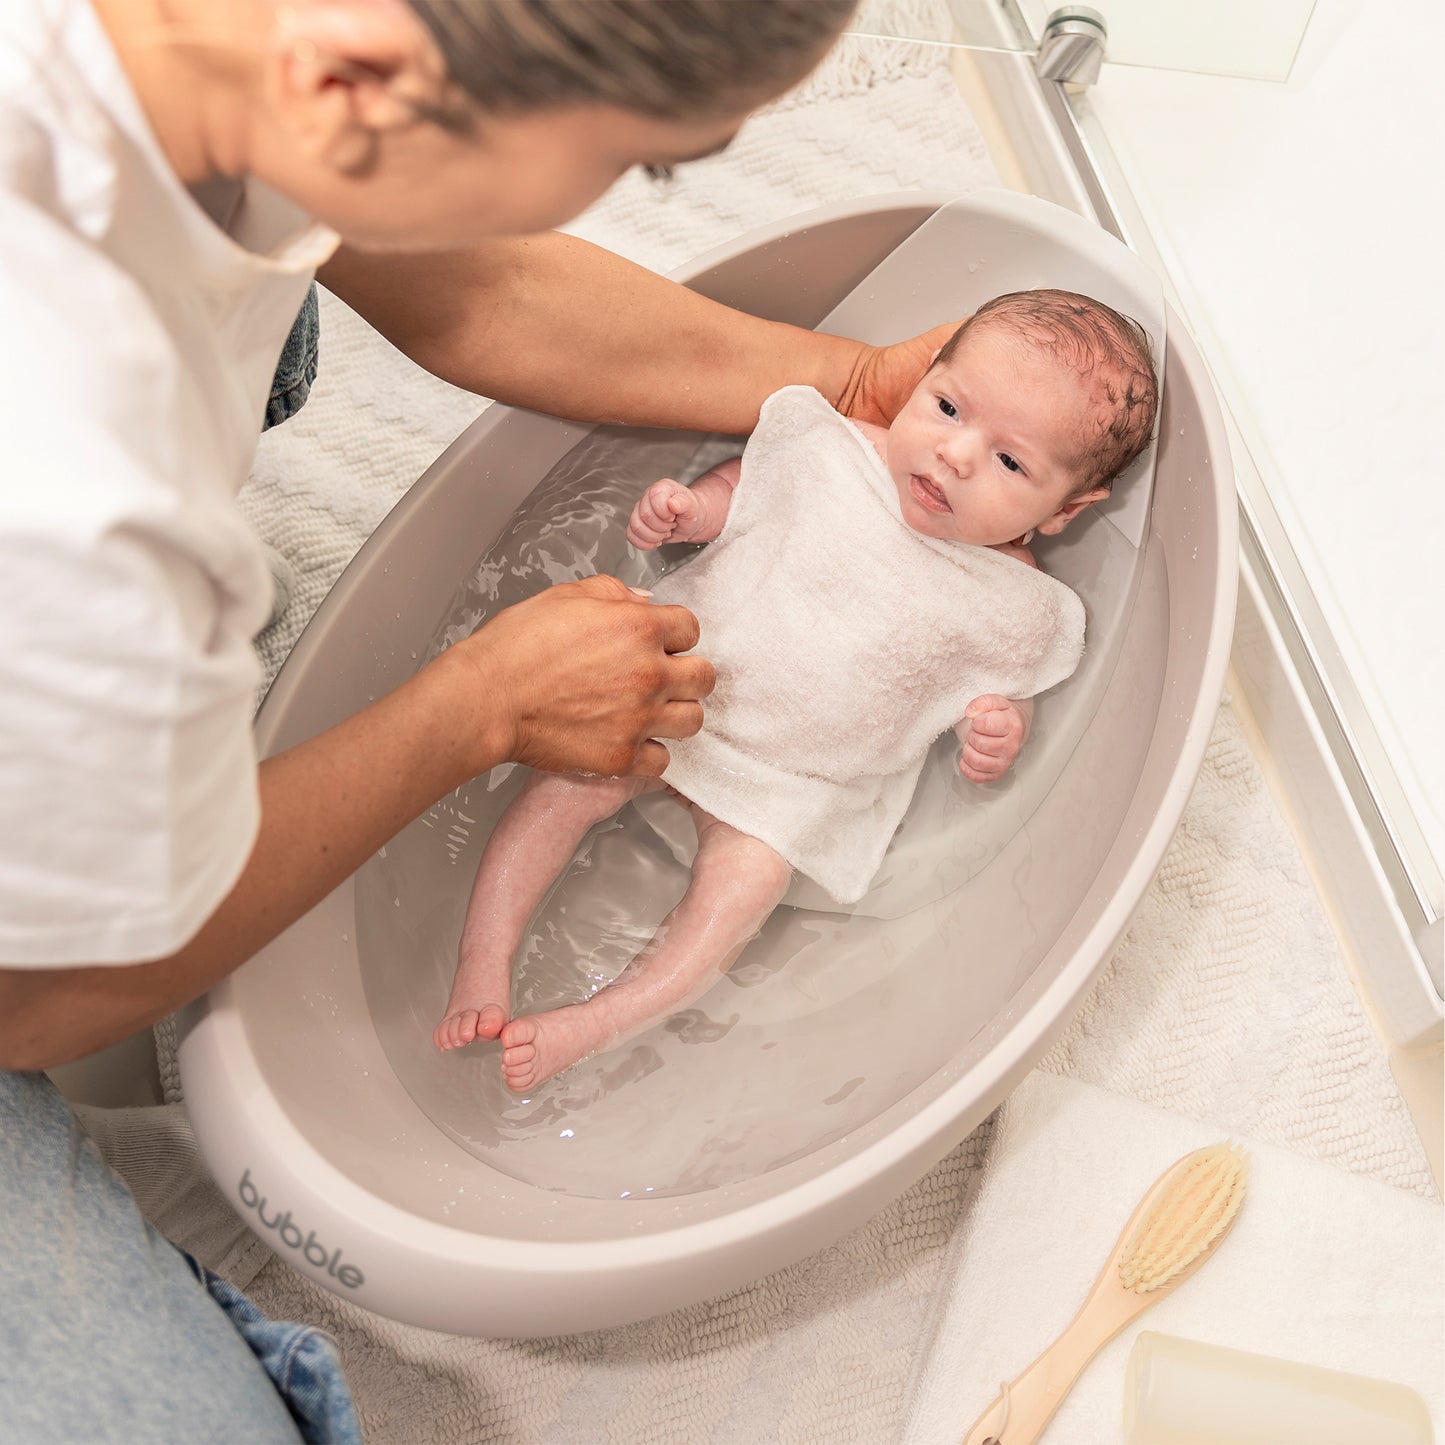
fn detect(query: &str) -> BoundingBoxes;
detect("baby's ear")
[1035,486,1110,536]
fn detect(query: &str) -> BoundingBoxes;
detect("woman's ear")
[1035,485,1110,536]
[268,0,451,172]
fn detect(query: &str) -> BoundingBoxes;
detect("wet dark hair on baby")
[935,288,1159,494]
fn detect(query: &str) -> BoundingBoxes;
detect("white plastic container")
[1123,1331,1435,1445]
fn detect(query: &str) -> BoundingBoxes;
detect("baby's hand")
[627,479,702,550]
[957,695,1029,783]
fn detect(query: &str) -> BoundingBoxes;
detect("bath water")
[355,425,1125,1200]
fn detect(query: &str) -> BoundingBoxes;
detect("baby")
[435,288,1158,1090]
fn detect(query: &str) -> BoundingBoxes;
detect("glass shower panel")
[852,0,1318,82]
[1014,0,1317,81]
[847,0,1031,53]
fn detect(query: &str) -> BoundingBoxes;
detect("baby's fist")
[627,479,699,550]
[958,695,1028,783]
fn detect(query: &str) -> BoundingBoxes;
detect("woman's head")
[242,0,855,247]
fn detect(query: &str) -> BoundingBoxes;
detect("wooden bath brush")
[961,1142,1249,1445]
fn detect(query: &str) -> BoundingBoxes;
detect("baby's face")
[884,324,1110,547]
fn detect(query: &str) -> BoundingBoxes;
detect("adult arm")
[318,233,955,432]
[0,578,712,1071]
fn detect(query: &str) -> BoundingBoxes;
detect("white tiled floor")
[1083,0,1445,877]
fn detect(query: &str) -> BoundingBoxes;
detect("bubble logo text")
[238,1168,365,1289]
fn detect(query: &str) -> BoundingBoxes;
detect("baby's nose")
[939,438,975,478]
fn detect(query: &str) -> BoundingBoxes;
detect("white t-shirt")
[0,1,339,965]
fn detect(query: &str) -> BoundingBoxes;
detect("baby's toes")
[500,1016,537,1051]
[475,1004,507,1041]
[434,1010,475,1052]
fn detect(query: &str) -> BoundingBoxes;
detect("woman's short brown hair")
[406,0,857,120]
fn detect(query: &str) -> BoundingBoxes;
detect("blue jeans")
[0,1070,361,1444]
[265,283,320,431]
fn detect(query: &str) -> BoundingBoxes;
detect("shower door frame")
[923,23,1442,1050]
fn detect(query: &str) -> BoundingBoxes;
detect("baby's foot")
[433,1002,507,1053]
[498,1006,612,1092]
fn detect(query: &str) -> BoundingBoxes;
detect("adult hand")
[835,319,964,427]
[461,575,714,778]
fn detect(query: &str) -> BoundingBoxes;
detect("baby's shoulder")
[835,412,889,471]
[848,416,890,455]
[987,540,1040,569]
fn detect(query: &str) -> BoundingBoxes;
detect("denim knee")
[265,283,320,431]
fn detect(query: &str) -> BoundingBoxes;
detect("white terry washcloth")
[652,385,1084,904]
[903,1071,1444,1443]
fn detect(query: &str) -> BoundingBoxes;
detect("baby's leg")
[499,810,792,1091]
[434,771,661,1051]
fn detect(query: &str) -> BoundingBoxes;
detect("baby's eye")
[937,397,958,419]
[998,453,1022,473]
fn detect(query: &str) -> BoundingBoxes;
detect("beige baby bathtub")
[177,190,1235,1337]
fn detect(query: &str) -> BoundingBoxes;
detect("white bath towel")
[903,1071,1444,1444]
[652,385,1084,903]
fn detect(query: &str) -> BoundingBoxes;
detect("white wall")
[1084,0,1445,879]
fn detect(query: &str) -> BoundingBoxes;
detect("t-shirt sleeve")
[0,170,266,966]
[0,538,263,965]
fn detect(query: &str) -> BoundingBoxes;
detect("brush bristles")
[1119,1143,1249,1293]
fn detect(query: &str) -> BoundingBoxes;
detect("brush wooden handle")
[959,1290,1155,1444]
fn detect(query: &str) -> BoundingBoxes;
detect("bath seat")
[177,190,1235,1337]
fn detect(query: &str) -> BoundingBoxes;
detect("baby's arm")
[954,696,1034,783]
[954,537,1042,780]
[627,457,743,549]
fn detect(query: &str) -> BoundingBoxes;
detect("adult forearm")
[319,232,870,433]
[0,576,712,1070]
[0,650,497,1071]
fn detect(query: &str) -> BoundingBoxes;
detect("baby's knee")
[731,845,793,914]
[523,769,648,819]
[753,846,794,898]
[698,825,792,896]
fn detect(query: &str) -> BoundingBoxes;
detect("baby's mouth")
[910,474,953,513]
